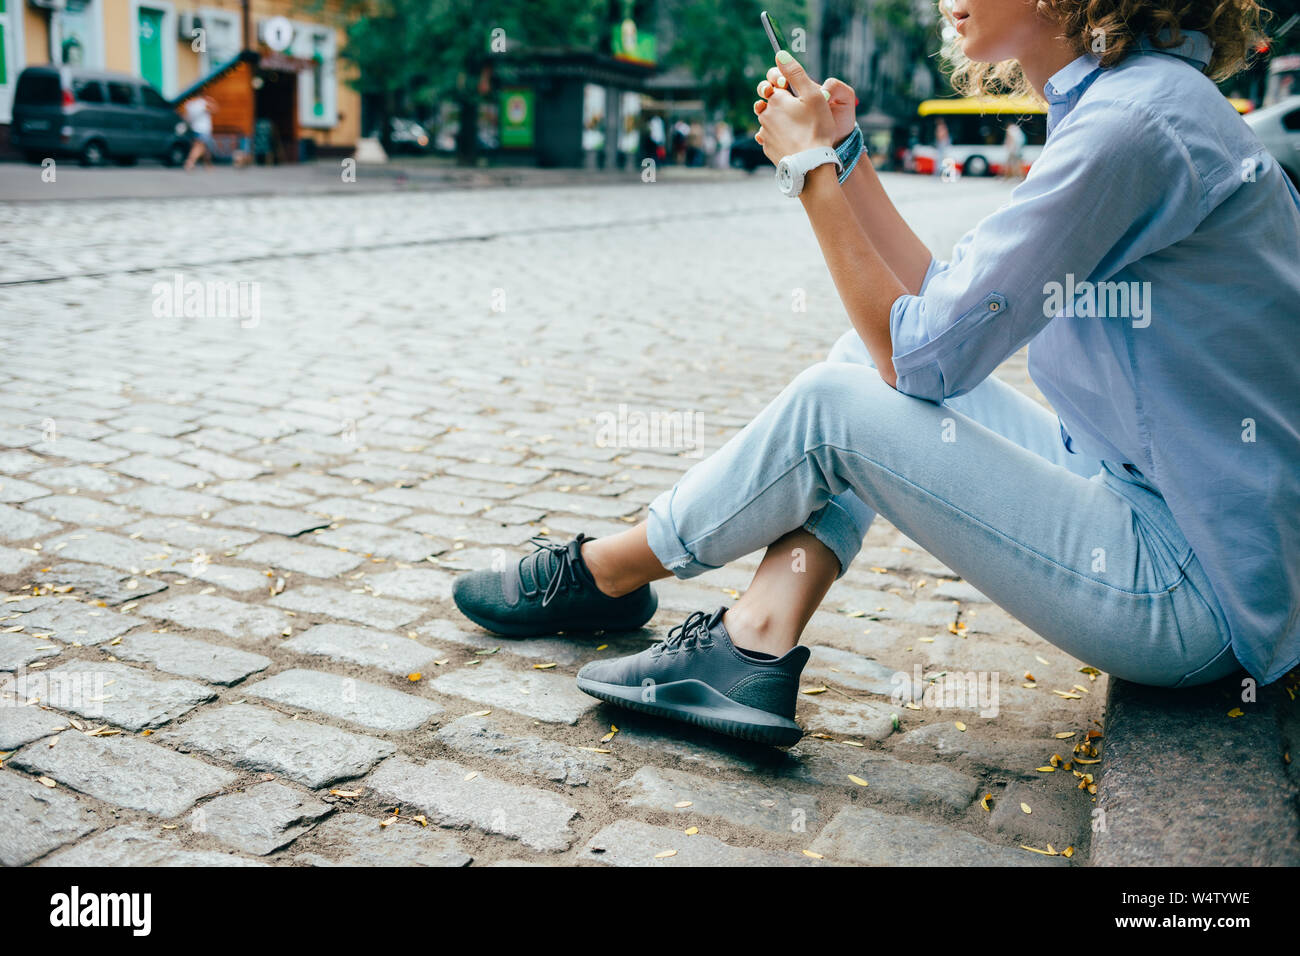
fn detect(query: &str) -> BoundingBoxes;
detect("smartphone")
[760,11,796,97]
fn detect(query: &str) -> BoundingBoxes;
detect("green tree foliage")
[333,0,604,161]
[661,0,806,130]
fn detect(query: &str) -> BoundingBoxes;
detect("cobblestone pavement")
[0,174,1106,866]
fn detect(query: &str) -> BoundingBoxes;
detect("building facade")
[1,0,359,153]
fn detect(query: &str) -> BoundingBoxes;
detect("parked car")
[1244,95,1300,187]
[11,65,190,167]
[729,133,769,172]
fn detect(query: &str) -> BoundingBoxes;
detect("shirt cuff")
[889,294,945,401]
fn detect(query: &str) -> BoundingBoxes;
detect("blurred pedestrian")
[1002,120,1026,179]
[933,117,950,177]
[687,121,705,166]
[712,121,733,168]
[671,119,689,164]
[183,94,217,171]
[648,115,666,161]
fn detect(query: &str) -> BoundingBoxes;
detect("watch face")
[776,159,794,194]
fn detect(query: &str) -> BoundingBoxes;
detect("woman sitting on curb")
[454,0,1300,747]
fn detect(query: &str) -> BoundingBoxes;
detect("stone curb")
[1090,672,1299,866]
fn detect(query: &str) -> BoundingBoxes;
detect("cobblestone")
[365,756,580,852]
[282,624,440,676]
[269,585,423,629]
[0,770,100,866]
[244,668,441,731]
[211,505,331,537]
[582,819,814,867]
[0,176,1107,866]
[9,731,237,817]
[428,659,598,725]
[33,562,168,605]
[111,632,272,685]
[293,812,471,867]
[809,806,1067,865]
[0,705,71,749]
[138,593,291,642]
[160,703,394,788]
[7,597,136,646]
[40,825,264,866]
[616,766,821,836]
[434,713,616,786]
[5,660,215,731]
[194,781,332,855]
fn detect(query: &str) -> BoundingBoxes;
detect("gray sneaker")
[452,533,657,637]
[575,607,808,747]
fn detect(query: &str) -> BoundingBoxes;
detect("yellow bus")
[910,96,1046,177]
[910,94,1255,177]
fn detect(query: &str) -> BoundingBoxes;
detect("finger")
[766,67,788,91]
[822,77,853,104]
[756,80,775,99]
[755,130,765,146]
[754,99,768,115]
[775,50,818,98]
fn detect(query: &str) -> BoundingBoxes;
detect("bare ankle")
[580,540,634,598]
[723,604,798,657]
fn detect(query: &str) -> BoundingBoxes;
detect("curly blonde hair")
[942,0,1268,99]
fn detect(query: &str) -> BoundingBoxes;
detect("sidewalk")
[0,155,744,203]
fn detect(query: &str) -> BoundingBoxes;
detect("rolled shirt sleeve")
[889,98,1215,402]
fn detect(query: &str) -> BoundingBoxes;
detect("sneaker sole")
[455,594,658,639]
[575,675,803,747]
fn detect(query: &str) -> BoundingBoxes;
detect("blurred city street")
[0,172,1113,866]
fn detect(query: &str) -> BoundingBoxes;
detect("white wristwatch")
[775,146,843,197]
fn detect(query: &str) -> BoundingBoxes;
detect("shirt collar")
[1042,28,1213,135]
[1043,54,1103,135]
[1135,27,1213,68]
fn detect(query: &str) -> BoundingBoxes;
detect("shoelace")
[519,536,584,608]
[653,610,714,655]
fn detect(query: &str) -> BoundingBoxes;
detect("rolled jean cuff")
[802,496,868,579]
[646,487,720,579]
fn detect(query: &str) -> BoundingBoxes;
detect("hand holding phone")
[760,11,797,98]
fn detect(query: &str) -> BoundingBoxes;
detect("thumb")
[822,77,855,106]
[775,50,819,98]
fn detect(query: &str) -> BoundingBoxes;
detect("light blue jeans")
[646,329,1241,688]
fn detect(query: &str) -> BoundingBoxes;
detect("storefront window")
[57,0,103,69]
[199,7,241,76]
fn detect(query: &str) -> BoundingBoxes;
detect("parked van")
[11,65,191,167]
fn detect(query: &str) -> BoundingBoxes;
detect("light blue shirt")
[889,30,1300,683]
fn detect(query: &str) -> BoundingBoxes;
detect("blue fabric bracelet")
[836,124,863,184]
